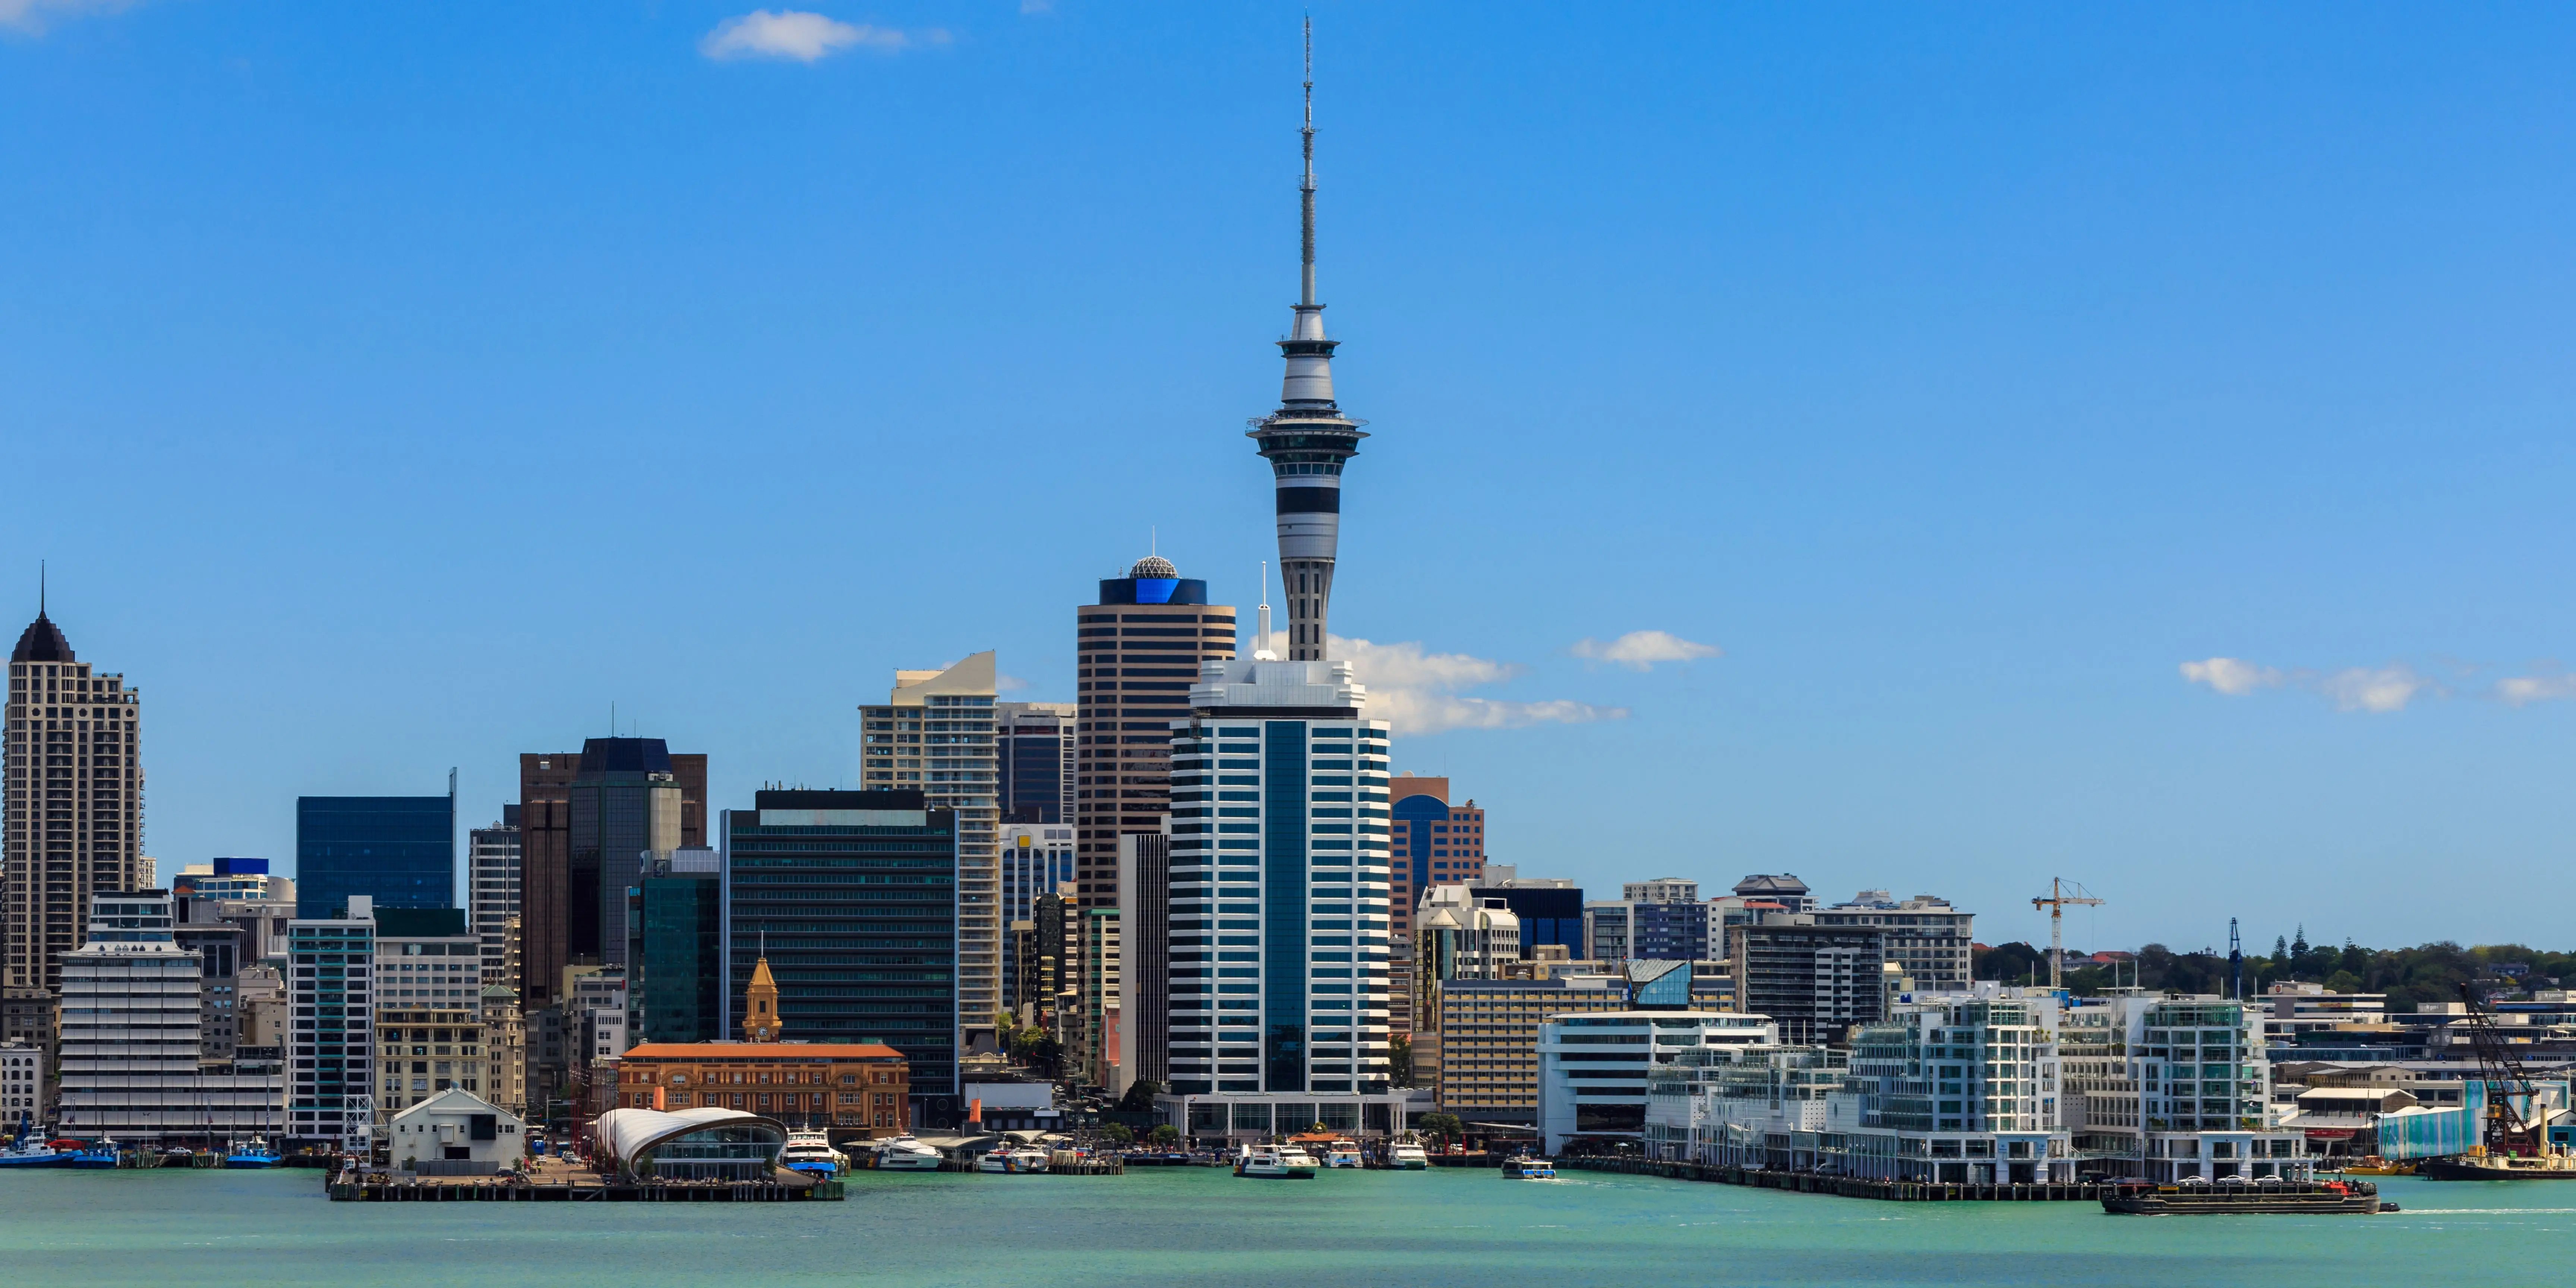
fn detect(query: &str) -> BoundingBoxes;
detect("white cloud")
[699,10,915,62]
[2178,657,2281,697]
[0,0,139,34]
[1330,635,1627,736]
[2313,665,2431,713]
[996,673,1030,693]
[1570,629,1722,671]
[2496,673,2576,706]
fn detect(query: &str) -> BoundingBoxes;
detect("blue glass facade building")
[1470,884,1585,956]
[295,790,455,919]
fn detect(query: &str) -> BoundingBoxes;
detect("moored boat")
[780,1130,848,1176]
[223,1138,280,1169]
[2101,1178,2381,1214]
[68,1141,121,1169]
[872,1135,945,1172]
[1235,1146,1316,1179]
[0,1137,71,1169]
[1323,1140,1362,1169]
[1386,1142,1430,1171]
[2419,1150,2576,1181]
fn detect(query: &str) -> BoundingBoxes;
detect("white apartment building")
[288,898,377,1149]
[1813,891,1974,992]
[861,652,1000,1052]
[468,819,521,987]
[1539,1009,1779,1153]
[57,890,282,1143]
[1160,657,1404,1136]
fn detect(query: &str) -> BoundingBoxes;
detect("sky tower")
[1249,20,1367,662]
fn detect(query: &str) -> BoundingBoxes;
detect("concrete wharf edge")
[326,1176,845,1202]
[1558,1156,2103,1202]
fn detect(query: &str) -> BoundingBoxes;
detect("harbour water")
[4,1168,2572,1287]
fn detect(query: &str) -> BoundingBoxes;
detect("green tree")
[1389,1035,1415,1089]
[1149,1124,1182,1148]
[1416,1112,1464,1149]
[1116,1079,1164,1112]
[1100,1123,1134,1146]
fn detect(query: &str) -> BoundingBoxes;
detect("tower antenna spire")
[1256,560,1274,659]
[1300,15,1316,308]
[38,560,45,616]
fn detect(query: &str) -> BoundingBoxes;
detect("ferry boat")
[224,1138,281,1169]
[1386,1142,1430,1171]
[1279,1144,1323,1172]
[1502,1155,1556,1180]
[780,1130,847,1176]
[2101,1178,2383,1214]
[1235,1146,1316,1180]
[872,1135,945,1172]
[1323,1140,1363,1169]
[2419,1150,2576,1181]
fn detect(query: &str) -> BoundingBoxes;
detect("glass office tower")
[295,788,455,919]
[627,848,723,1045]
[724,789,961,1127]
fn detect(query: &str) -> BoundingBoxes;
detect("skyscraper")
[626,847,723,1045]
[725,789,961,1126]
[1074,559,1235,909]
[1385,774,1484,1033]
[1248,32,1367,662]
[294,786,455,920]
[860,654,998,1046]
[5,608,145,994]
[1164,658,1395,1111]
[995,701,1074,824]
[516,741,705,1010]
[468,810,521,988]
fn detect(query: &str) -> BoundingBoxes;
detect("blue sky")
[6,3,2575,953]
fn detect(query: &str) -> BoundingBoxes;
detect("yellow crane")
[2030,878,2104,989]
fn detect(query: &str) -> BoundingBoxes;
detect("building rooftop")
[621,1041,906,1061]
[10,612,71,663]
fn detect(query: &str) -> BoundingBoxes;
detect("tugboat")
[1386,1141,1430,1171]
[223,1137,281,1169]
[0,1131,70,1169]
[2102,1178,2383,1214]
[1234,1145,1317,1179]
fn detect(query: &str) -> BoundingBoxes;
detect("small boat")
[2330,1155,2414,1177]
[224,1138,281,1169]
[1235,1146,1316,1180]
[1387,1142,1430,1171]
[1502,1155,1556,1180]
[1323,1140,1363,1169]
[69,1141,121,1169]
[872,1135,945,1172]
[2101,1178,2381,1214]
[974,1149,1012,1173]
[0,1137,71,1169]
[1279,1145,1323,1171]
[780,1130,848,1176]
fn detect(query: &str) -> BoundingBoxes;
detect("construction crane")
[2030,878,2104,989]
[2457,981,2545,1157]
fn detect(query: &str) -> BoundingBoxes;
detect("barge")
[2101,1178,2384,1215]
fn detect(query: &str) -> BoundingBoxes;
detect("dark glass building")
[627,851,724,1045]
[995,702,1073,824]
[295,790,455,919]
[1468,883,1586,956]
[726,789,960,1125]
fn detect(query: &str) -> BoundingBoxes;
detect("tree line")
[1970,934,2571,1011]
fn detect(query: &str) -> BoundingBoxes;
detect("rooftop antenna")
[38,560,44,616]
[1152,525,1159,558]
[1256,560,1276,660]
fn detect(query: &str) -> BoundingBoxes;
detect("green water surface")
[1,1167,2566,1286]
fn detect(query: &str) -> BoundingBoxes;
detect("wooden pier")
[1557,1155,2104,1202]
[326,1157,842,1202]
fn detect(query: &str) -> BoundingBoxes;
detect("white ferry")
[1323,1140,1363,1168]
[1386,1142,1430,1171]
[873,1135,945,1172]
[1235,1145,1317,1180]
[780,1130,847,1176]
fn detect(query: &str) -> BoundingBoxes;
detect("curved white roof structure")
[591,1106,783,1170]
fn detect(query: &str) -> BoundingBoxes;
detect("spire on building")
[743,951,782,1042]
[1248,17,1368,662]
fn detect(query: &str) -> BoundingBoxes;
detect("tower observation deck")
[1249,20,1366,662]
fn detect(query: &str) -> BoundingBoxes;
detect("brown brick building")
[1074,558,1234,909]
[617,1042,911,1136]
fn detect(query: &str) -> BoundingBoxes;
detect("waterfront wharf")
[325,1158,843,1202]
[1557,1156,2105,1203]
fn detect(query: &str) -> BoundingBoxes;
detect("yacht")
[872,1135,946,1172]
[224,1138,280,1169]
[780,1130,847,1176]
[1323,1140,1363,1169]
[1235,1146,1317,1180]
[1386,1142,1430,1171]
[974,1148,1013,1173]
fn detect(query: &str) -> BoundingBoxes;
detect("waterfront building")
[1,1039,39,1118]
[287,897,378,1149]
[726,788,961,1126]
[591,1105,786,1181]
[1828,990,2075,1181]
[1386,776,1484,1034]
[1074,558,1237,910]
[1117,832,1172,1090]
[1538,1003,1780,1153]
[1813,891,1974,993]
[616,1042,911,1135]
[1000,823,1074,1014]
[2261,981,2390,1047]
[1164,659,1393,1093]
[860,654,1000,1048]
[1427,973,1627,1126]
[295,788,455,921]
[1412,884,1521,1038]
[387,1087,525,1174]
[468,813,521,989]
[56,889,283,1144]
[173,858,293,905]
[627,847,723,1045]
[373,1005,492,1120]
[1732,919,1888,1044]
[1466,875,1585,957]
[996,701,1076,824]
[1073,906,1121,1090]
[6,609,146,995]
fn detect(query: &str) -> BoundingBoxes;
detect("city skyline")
[9,5,2576,951]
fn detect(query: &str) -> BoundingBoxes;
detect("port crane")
[2457,982,2545,1157]
[2030,878,2104,989]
